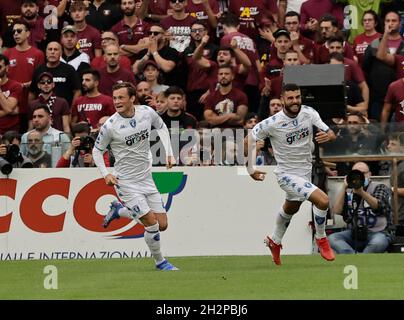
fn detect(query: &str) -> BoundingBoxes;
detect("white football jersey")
[252,105,329,176]
[94,105,164,182]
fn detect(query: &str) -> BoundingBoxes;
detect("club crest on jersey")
[129,119,137,128]
[292,119,298,127]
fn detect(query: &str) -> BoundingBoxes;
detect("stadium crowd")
[0,0,402,169]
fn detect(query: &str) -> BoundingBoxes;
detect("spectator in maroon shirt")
[91,31,132,71]
[283,11,314,64]
[204,64,248,128]
[186,0,219,37]
[0,54,22,134]
[381,77,404,125]
[161,0,198,53]
[72,69,115,129]
[376,14,404,80]
[70,0,102,60]
[111,0,150,60]
[0,1,22,38]
[98,44,136,96]
[136,0,170,23]
[328,36,369,111]
[220,12,261,112]
[314,14,355,64]
[353,10,382,67]
[228,0,278,41]
[4,20,44,133]
[300,0,344,40]
[28,71,71,134]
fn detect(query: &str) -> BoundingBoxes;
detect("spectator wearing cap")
[98,44,136,97]
[133,24,180,86]
[70,0,102,60]
[3,19,45,133]
[28,72,71,135]
[71,68,115,129]
[60,25,91,75]
[86,0,123,32]
[0,54,22,135]
[142,60,169,95]
[220,12,261,113]
[29,41,82,107]
[90,31,132,71]
[263,28,292,79]
[111,0,150,60]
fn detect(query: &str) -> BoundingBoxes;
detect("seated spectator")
[56,122,109,168]
[26,130,52,168]
[243,112,258,130]
[329,161,393,254]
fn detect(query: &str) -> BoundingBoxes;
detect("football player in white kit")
[92,82,178,271]
[245,83,337,265]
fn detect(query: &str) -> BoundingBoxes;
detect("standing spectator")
[300,0,344,40]
[353,10,382,66]
[161,0,198,53]
[70,0,102,60]
[86,0,123,32]
[3,20,44,133]
[28,72,71,134]
[0,1,22,38]
[111,0,150,59]
[380,77,404,126]
[329,161,393,254]
[184,21,218,120]
[186,0,219,37]
[264,28,292,79]
[29,42,82,107]
[133,24,180,86]
[72,69,115,129]
[0,54,22,135]
[364,11,404,121]
[220,13,261,112]
[204,64,248,128]
[228,0,278,41]
[91,31,132,71]
[98,44,137,97]
[59,25,91,75]
[26,130,52,167]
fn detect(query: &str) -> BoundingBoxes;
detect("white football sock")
[271,209,293,244]
[313,205,327,239]
[144,223,164,264]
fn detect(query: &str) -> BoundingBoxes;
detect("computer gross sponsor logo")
[0,172,187,239]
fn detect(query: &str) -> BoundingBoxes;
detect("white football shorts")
[276,172,318,202]
[114,174,166,219]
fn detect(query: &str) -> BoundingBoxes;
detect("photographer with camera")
[0,130,33,174]
[56,122,110,168]
[329,161,393,254]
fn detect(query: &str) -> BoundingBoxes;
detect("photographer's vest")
[346,182,387,233]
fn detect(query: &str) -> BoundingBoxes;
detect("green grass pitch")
[1,254,404,300]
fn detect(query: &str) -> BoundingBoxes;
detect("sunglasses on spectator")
[170,0,185,3]
[39,80,53,85]
[191,28,205,33]
[149,31,162,36]
[13,28,25,34]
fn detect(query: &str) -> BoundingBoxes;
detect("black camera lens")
[0,158,13,175]
[346,169,365,189]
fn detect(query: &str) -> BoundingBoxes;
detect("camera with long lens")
[76,136,95,153]
[0,144,26,175]
[346,169,365,189]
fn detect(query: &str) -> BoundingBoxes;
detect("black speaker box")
[283,64,347,120]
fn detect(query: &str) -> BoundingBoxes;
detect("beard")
[219,79,231,87]
[124,8,135,17]
[28,146,41,156]
[284,103,301,116]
